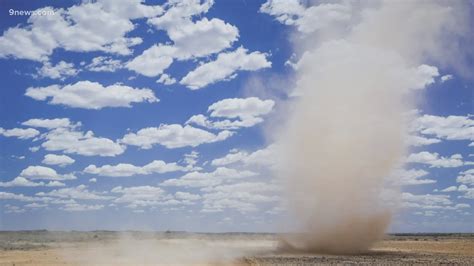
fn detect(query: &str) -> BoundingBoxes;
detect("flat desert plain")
[0,231,473,265]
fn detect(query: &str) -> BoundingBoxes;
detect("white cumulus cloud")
[85,56,123,72]
[161,167,257,188]
[407,151,464,168]
[84,160,188,177]
[18,165,76,180]
[22,118,78,129]
[36,185,112,200]
[391,169,436,186]
[120,124,233,149]
[201,182,280,213]
[111,186,179,208]
[0,128,40,139]
[0,0,163,61]
[25,81,158,109]
[0,177,65,187]
[186,97,275,130]
[440,74,453,82]
[62,203,104,212]
[457,169,474,185]
[128,1,238,77]
[41,127,125,157]
[42,154,75,167]
[411,114,474,142]
[407,135,441,147]
[125,45,176,77]
[211,144,277,168]
[36,61,78,80]
[156,74,176,85]
[180,47,271,89]
[260,0,352,34]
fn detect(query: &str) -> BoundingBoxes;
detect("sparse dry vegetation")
[0,231,472,265]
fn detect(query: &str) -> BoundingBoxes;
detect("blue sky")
[0,0,472,233]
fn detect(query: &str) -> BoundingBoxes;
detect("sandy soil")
[0,232,472,265]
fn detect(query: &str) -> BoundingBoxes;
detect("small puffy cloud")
[41,127,125,157]
[458,185,474,199]
[441,185,474,200]
[201,182,280,213]
[0,166,70,187]
[120,124,233,149]
[407,151,464,168]
[457,169,474,185]
[440,74,453,82]
[156,74,176,85]
[84,160,187,177]
[175,191,201,201]
[212,151,248,166]
[46,181,67,187]
[19,165,76,180]
[454,203,470,209]
[259,0,305,25]
[4,205,26,214]
[201,181,281,194]
[29,146,40,153]
[163,17,239,60]
[402,192,452,209]
[0,177,65,187]
[147,0,212,30]
[183,151,199,167]
[208,97,275,120]
[409,64,439,90]
[25,203,48,209]
[0,127,40,139]
[42,154,75,167]
[186,97,275,130]
[180,47,271,89]
[85,164,144,177]
[392,169,436,186]
[161,167,257,188]
[20,166,57,180]
[0,192,38,202]
[61,203,104,212]
[22,118,78,129]
[111,186,174,208]
[85,56,123,72]
[211,145,277,168]
[441,186,458,192]
[186,115,211,128]
[405,192,471,210]
[126,45,176,77]
[407,135,441,147]
[411,115,474,142]
[36,185,112,200]
[415,210,436,217]
[97,0,164,19]
[260,1,351,34]
[242,145,278,168]
[25,81,158,110]
[36,61,78,80]
[89,178,97,183]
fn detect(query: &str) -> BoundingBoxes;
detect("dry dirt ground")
[0,231,473,265]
